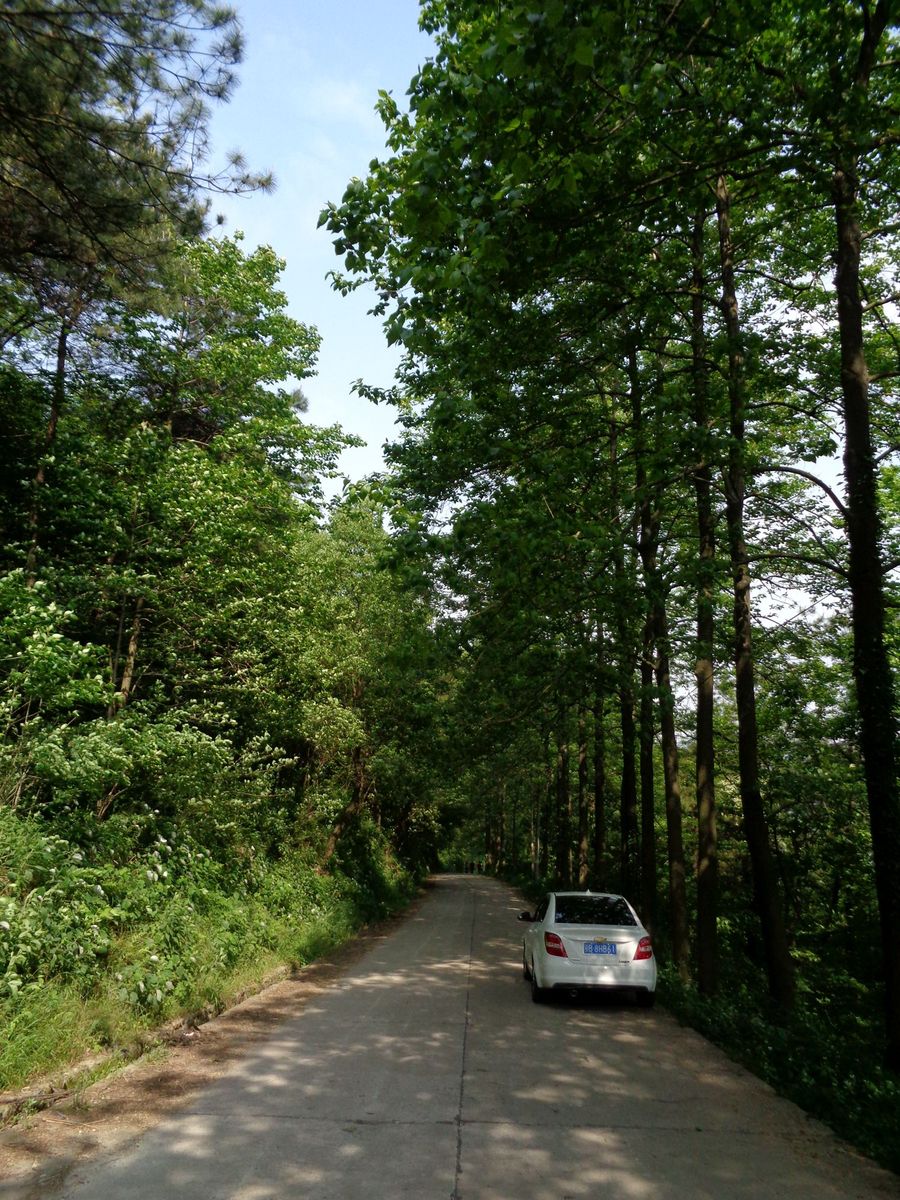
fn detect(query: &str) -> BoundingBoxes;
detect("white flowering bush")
[0,814,114,997]
[0,802,408,1013]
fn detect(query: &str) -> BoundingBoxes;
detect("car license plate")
[584,942,616,955]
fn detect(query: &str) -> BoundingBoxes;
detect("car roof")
[550,890,623,898]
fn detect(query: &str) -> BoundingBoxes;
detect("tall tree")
[689,208,719,996]
[715,173,795,1012]
[0,0,267,287]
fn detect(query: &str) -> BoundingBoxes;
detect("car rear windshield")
[554,896,637,925]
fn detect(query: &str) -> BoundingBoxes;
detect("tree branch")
[748,551,849,580]
[764,465,849,519]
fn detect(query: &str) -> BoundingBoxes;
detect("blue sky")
[206,1,435,483]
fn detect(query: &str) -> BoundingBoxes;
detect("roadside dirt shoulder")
[0,897,425,1199]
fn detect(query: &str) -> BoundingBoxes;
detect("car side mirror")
[518,911,534,922]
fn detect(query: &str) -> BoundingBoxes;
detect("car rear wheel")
[531,971,548,1003]
[635,989,656,1008]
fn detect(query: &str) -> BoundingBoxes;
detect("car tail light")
[544,932,568,958]
[634,936,653,960]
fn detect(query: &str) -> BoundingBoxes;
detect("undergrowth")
[0,804,417,1094]
[658,958,900,1177]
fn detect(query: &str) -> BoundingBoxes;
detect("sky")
[206,0,435,484]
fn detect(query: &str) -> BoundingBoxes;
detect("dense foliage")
[321,0,900,1165]
[2,0,899,1175]
[0,224,445,1084]
[0,1,446,1093]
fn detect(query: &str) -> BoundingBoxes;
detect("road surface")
[3,875,897,1199]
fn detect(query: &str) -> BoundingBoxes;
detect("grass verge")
[1,888,414,1103]
[1,807,419,1100]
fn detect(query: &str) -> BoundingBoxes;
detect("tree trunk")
[497,784,505,869]
[654,603,691,981]
[608,412,640,897]
[540,736,552,879]
[25,322,67,585]
[639,617,657,936]
[630,342,688,973]
[618,680,639,898]
[691,208,719,996]
[555,721,571,885]
[118,596,145,708]
[506,790,514,872]
[832,158,900,1069]
[577,705,590,886]
[716,173,794,1012]
[593,637,608,885]
[510,788,518,870]
[530,782,541,879]
[322,744,369,866]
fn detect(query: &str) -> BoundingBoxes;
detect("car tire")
[531,970,548,1004]
[635,989,656,1008]
[522,950,531,981]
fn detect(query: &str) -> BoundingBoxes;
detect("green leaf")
[571,33,595,69]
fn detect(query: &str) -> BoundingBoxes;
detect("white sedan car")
[519,891,657,1005]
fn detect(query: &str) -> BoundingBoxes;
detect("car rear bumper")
[537,958,657,992]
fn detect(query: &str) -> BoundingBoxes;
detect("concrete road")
[33,875,900,1199]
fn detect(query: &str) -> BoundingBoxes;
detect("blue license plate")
[584,942,616,955]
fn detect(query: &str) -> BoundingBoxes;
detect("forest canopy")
[321,0,900,1078]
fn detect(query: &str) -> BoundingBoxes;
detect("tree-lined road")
[8,876,896,1200]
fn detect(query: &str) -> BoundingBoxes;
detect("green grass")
[0,983,101,1092]
[0,892,411,1096]
[1,805,419,1097]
